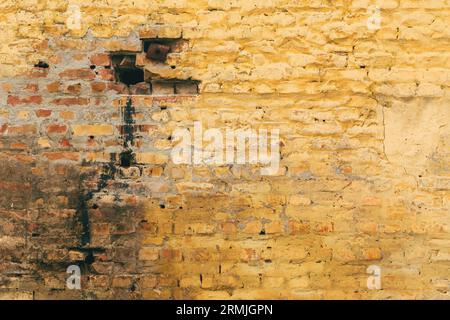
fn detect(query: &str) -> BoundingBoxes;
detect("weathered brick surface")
[0,1,449,300]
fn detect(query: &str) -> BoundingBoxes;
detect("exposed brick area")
[0,1,449,300]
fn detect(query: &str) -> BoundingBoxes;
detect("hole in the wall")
[118,68,144,86]
[110,38,200,95]
[120,149,135,168]
[34,60,49,68]
[111,54,144,85]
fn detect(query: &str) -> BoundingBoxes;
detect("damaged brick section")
[108,37,199,96]
[111,55,144,86]
[0,28,199,299]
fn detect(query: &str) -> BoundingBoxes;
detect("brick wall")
[0,0,449,299]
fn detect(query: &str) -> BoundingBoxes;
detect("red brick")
[30,95,43,104]
[47,81,60,93]
[28,68,48,78]
[10,142,27,149]
[35,109,52,117]
[7,95,42,106]
[0,181,31,191]
[5,124,37,135]
[98,69,114,81]
[25,84,39,93]
[0,124,8,134]
[65,83,82,94]
[14,154,35,163]
[47,124,67,134]
[108,82,127,94]
[51,97,89,106]
[59,138,71,147]
[91,82,106,92]
[90,54,111,66]
[59,68,95,80]
[92,96,108,106]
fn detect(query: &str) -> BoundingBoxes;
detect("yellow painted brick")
[135,152,168,164]
[72,124,114,136]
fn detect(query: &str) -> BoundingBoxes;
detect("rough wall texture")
[0,0,449,300]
